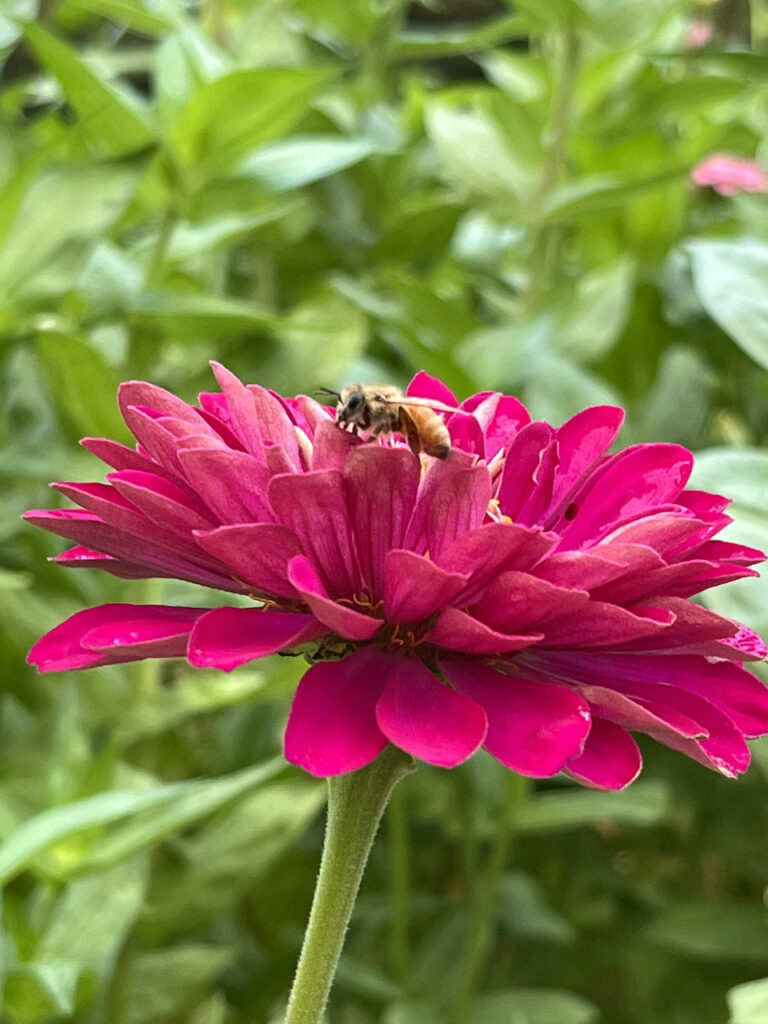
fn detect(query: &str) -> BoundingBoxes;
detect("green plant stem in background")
[451,772,529,1024]
[751,0,768,50]
[285,746,416,1024]
[388,782,411,983]
[525,29,581,315]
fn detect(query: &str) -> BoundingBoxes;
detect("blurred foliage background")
[3,0,768,1021]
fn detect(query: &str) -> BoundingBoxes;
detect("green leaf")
[496,872,575,945]
[688,239,768,373]
[24,22,154,157]
[425,103,535,203]
[146,780,324,932]
[170,67,335,184]
[74,759,285,873]
[516,780,671,834]
[554,259,634,361]
[63,0,178,36]
[0,164,137,301]
[690,448,768,515]
[37,856,148,974]
[4,960,81,1020]
[123,946,232,1024]
[239,135,379,191]
[113,669,270,745]
[647,899,768,963]
[0,759,282,884]
[728,977,768,1024]
[382,1002,445,1024]
[542,168,685,223]
[395,13,526,58]
[127,292,277,338]
[37,331,129,441]
[470,988,599,1024]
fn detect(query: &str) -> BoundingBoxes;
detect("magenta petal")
[564,719,641,790]
[284,648,389,776]
[470,571,589,632]
[384,550,469,622]
[51,545,170,580]
[108,470,214,532]
[23,509,240,592]
[118,381,209,430]
[188,607,325,671]
[540,601,673,647]
[442,659,590,776]
[28,604,206,672]
[312,420,361,471]
[81,437,159,474]
[178,448,274,523]
[406,371,459,408]
[558,443,694,549]
[428,607,543,654]
[437,521,556,604]
[269,470,360,596]
[287,555,382,640]
[467,393,530,460]
[405,461,491,558]
[193,524,303,598]
[376,658,487,768]
[345,448,420,597]
[550,406,625,508]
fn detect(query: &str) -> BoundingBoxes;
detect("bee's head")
[337,387,368,427]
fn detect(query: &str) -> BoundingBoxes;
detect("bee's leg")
[400,410,423,457]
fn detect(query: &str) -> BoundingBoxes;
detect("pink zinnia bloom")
[690,153,768,196]
[26,365,768,789]
[685,19,714,48]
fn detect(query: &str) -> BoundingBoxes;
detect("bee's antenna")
[315,388,341,400]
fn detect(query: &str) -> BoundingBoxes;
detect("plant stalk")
[284,746,415,1024]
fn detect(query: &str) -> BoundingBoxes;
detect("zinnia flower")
[26,364,768,789]
[685,19,714,48]
[691,153,768,197]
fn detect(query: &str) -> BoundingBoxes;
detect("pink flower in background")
[685,19,714,48]
[691,153,768,196]
[26,365,768,789]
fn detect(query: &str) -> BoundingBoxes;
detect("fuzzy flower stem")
[285,746,416,1024]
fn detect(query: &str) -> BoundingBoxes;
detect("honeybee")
[318,385,453,460]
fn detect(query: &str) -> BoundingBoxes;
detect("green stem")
[451,772,529,1024]
[525,29,581,315]
[387,783,410,983]
[285,746,415,1024]
[750,0,768,51]
[145,206,177,287]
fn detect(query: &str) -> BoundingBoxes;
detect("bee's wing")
[382,395,460,415]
